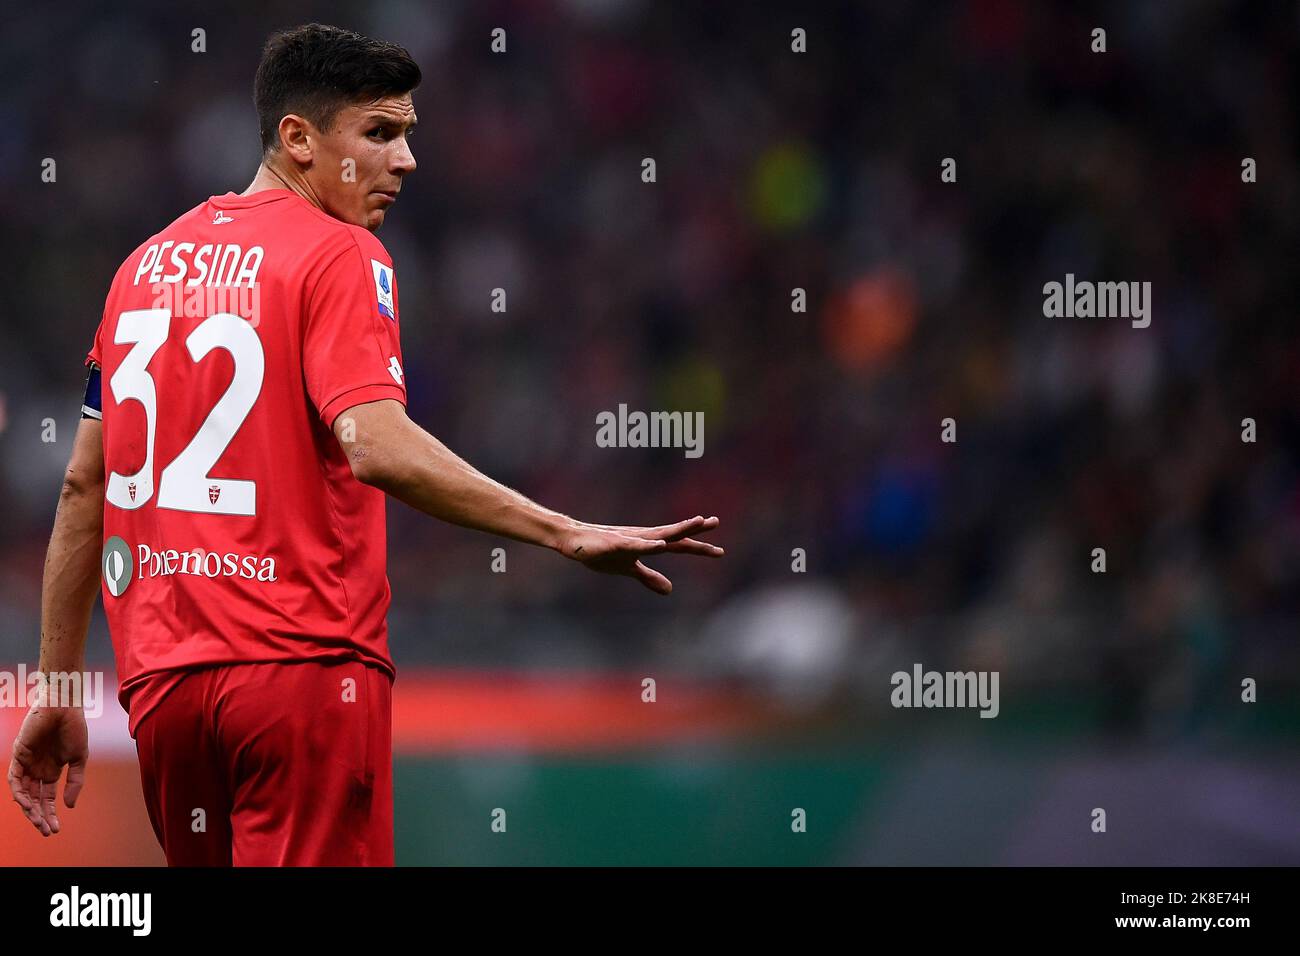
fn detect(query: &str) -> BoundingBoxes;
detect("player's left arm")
[7,396,103,836]
[36,413,104,677]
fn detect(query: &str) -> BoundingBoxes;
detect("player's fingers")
[663,537,725,556]
[633,560,672,595]
[27,777,49,835]
[10,733,54,832]
[614,534,668,554]
[40,780,59,834]
[63,758,86,808]
[600,517,703,539]
[593,516,720,540]
[654,515,719,541]
[7,757,34,813]
[16,789,44,830]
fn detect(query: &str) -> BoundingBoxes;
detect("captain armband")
[81,363,102,420]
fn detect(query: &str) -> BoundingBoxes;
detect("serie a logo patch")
[371,259,395,320]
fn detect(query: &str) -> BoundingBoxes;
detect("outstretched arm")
[8,416,101,835]
[333,399,723,594]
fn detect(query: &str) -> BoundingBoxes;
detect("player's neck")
[241,163,323,211]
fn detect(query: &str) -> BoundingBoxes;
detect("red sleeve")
[303,239,407,429]
[88,254,130,369]
[85,320,103,368]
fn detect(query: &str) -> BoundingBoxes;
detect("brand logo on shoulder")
[371,259,395,320]
[212,211,234,225]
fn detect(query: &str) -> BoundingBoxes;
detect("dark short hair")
[254,23,421,153]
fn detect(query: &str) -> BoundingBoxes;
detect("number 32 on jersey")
[105,308,263,517]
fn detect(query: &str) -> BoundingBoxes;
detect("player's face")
[311,93,417,231]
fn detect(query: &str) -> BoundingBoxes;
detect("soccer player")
[8,23,722,865]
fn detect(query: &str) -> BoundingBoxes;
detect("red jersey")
[86,188,407,735]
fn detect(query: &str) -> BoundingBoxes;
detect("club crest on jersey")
[128,482,137,502]
[371,259,396,320]
[209,484,221,505]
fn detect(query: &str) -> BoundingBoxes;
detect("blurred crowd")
[0,0,1296,733]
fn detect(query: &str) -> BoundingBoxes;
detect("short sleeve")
[88,253,129,369]
[303,240,407,429]
[86,318,103,368]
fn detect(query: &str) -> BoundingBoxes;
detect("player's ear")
[277,114,314,165]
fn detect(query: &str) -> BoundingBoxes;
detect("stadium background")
[1,1,1298,864]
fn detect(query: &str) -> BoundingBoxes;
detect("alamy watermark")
[0,666,105,717]
[890,663,999,718]
[49,886,151,936]
[596,403,704,458]
[1043,273,1151,328]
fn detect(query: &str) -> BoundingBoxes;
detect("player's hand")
[8,705,88,837]
[558,515,723,594]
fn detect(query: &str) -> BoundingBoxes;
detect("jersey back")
[86,188,407,722]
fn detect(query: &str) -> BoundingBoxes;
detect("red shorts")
[132,659,393,866]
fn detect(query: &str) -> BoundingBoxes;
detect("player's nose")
[391,138,416,175]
